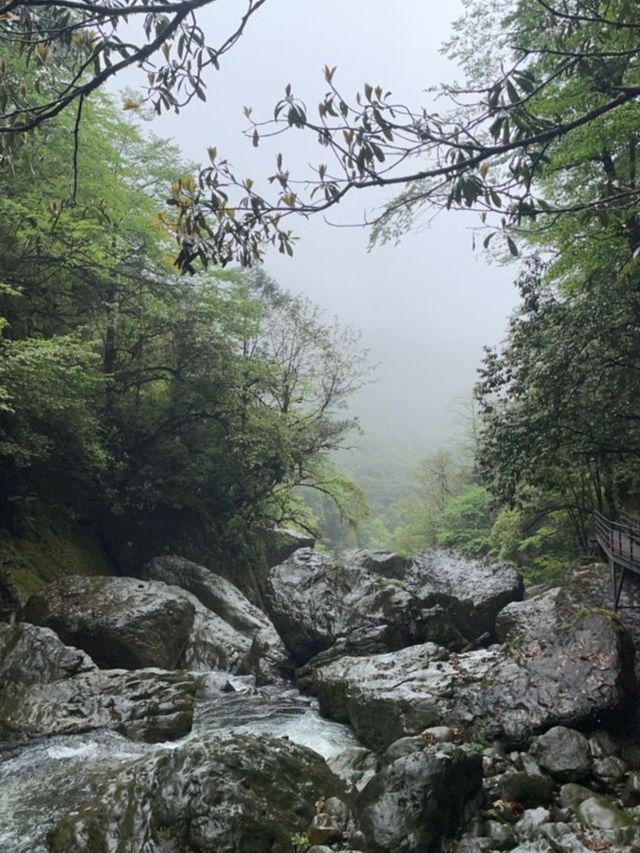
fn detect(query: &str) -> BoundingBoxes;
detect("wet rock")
[576,796,637,830]
[47,733,347,852]
[356,744,482,853]
[324,795,350,826]
[514,807,550,840]
[496,589,560,645]
[0,621,95,687]
[342,549,412,580]
[622,771,640,807]
[560,782,597,811]
[384,735,431,763]
[24,576,195,670]
[498,772,554,807]
[424,725,454,743]
[314,642,455,751]
[327,746,380,792]
[345,830,368,851]
[265,548,524,666]
[531,727,591,782]
[197,671,257,698]
[593,755,627,785]
[263,549,431,665]
[486,819,517,850]
[313,614,636,751]
[590,729,620,758]
[406,550,524,640]
[556,561,640,648]
[267,527,316,566]
[453,840,493,853]
[179,599,253,673]
[308,812,341,845]
[143,555,291,682]
[0,667,197,742]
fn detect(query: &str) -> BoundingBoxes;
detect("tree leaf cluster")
[0,65,370,564]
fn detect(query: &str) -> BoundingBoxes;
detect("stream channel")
[0,685,359,851]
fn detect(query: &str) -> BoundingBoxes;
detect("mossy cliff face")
[0,523,114,619]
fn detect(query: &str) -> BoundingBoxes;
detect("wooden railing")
[594,509,640,610]
[594,509,640,573]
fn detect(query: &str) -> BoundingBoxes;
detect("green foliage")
[290,834,310,853]
[0,56,369,567]
[435,485,493,557]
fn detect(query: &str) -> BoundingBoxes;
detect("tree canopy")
[3,1,640,270]
[0,56,371,570]
[167,0,640,269]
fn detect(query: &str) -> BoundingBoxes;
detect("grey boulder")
[406,550,524,640]
[313,613,636,751]
[530,726,592,782]
[47,733,347,852]
[23,576,195,670]
[356,744,482,853]
[143,555,292,682]
[0,667,197,742]
[496,588,560,645]
[0,621,95,687]
[265,548,523,666]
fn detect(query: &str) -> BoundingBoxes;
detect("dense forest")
[0,52,372,588]
[1,0,640,590]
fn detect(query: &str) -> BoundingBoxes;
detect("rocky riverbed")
[1,543,640,851]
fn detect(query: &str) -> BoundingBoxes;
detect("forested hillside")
[0,51,370,593]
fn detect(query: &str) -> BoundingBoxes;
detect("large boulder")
[531,726,592,782]
[313,613,636,751]
[24,576,195,670]
[0,621,95,687]
[143,555,292,681]
[405,549,524,641]
[0,667,197,742]
[556,562,640,648]
[496,588,560,645]
[342,549,412,580]
[264,549,426,665]
[356,744,482,853]
[264,548,523,666]
[47,733,348,852]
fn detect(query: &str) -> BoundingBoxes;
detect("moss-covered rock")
[0,524,114,618]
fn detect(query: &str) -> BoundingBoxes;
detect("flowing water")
[0,687,359,852]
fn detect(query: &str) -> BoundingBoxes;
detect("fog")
[116,0,519,456]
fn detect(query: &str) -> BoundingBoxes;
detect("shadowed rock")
[24,576,195,670]
[267,527,316,567]
[356,744,482,853]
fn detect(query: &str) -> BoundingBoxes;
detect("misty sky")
[118,0,519,454]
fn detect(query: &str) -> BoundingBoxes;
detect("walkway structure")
[594,510,640,611]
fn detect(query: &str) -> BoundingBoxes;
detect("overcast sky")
[120,0,519,454]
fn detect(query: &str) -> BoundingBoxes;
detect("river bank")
[1,540,640,851]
